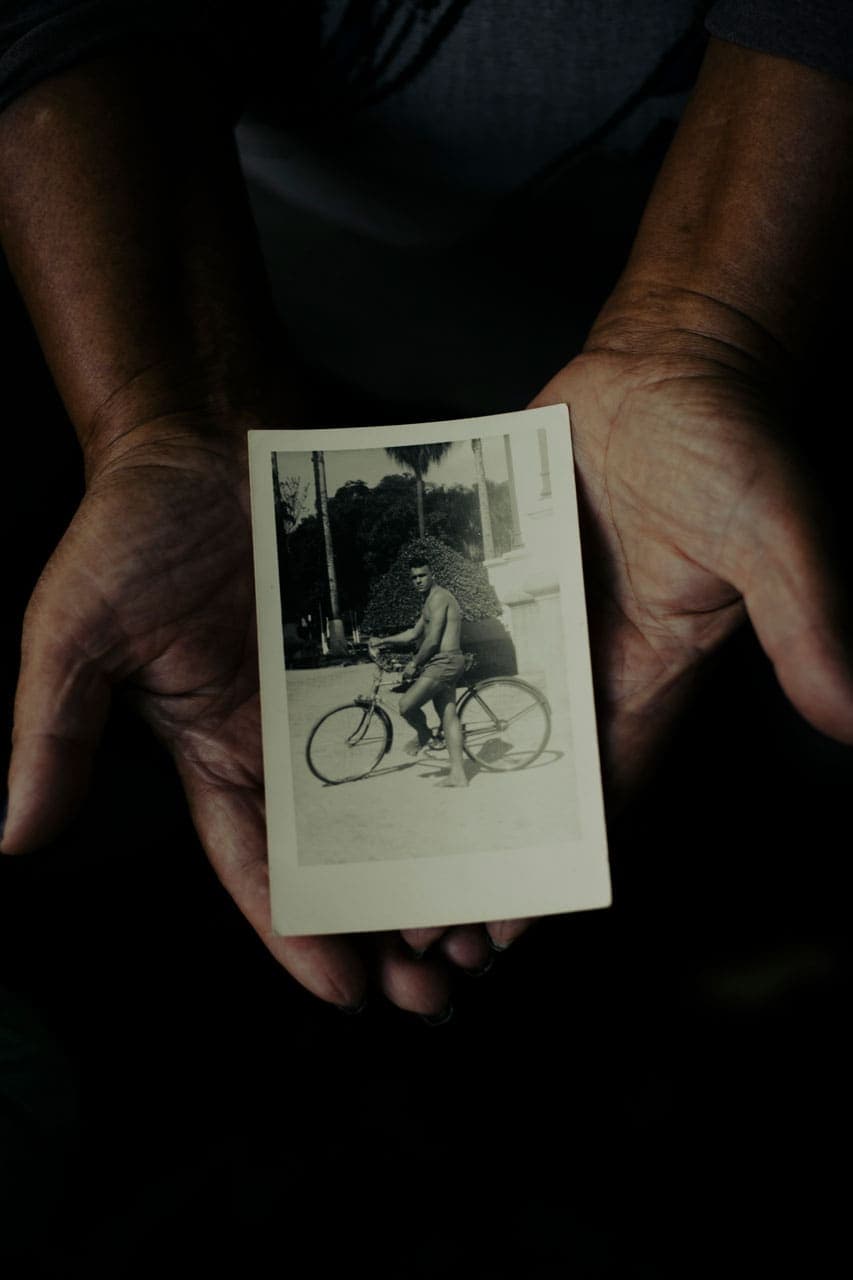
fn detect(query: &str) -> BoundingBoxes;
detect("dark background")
[1,218,852,1279]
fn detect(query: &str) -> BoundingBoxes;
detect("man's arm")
[592,36,852,370]
[457,37,853,960]
[0,50,286,459]
[373,617,425,647]
[535,38,853,796]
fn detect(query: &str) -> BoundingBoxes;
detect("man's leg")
[398,675,440,752]
[432,687,468,787]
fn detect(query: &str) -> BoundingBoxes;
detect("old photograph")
[250,406,610,935]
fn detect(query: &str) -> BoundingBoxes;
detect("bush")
[362,536,502,634]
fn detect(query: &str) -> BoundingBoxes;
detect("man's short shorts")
[420,650,466,692]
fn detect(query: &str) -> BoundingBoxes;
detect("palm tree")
[312,450,347,655]
[471,438,495,560]
[384,442,454,536]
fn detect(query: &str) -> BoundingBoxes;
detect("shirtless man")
[372,557,468,788]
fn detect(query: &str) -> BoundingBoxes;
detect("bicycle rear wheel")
[306,703,391,784]
[458,678,551,771]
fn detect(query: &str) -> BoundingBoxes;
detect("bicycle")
[305,643,551,784]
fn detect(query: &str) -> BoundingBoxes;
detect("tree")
[471,437,496,560]
[424,484,482,559]
[356,474,420,580]
[280,473,507,630]
[363,535,502,634]
[278,474,310,538]
[283,514,324,614]
[384,442,454,535]
[312,450,346,655]
[486,479,514,557]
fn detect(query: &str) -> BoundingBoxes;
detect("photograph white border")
[249,405,610,936]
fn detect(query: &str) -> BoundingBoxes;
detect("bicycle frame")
[353,648,549,753]
[353,658,534,753]
[349,662,409,753]
[306,658,551,783]
[347,658,473,754]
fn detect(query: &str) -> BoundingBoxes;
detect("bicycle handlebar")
[368,642,477,679]
[368,641,411,674]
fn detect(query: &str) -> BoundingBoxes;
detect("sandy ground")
[286,662,580,865]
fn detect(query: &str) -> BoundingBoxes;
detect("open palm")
[532,346,853,800]
[5,353,851,997]
[1,430,467,1010]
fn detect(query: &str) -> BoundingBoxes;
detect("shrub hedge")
[362,535,502,633]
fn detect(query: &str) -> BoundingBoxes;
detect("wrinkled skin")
[3,335,852,1012]
[406,336,853,958]
[538,344,853,796]
[1,424,487,1011]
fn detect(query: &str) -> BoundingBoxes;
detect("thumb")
[730,465,853,745]
[1,575,111,854]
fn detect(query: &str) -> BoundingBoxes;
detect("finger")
[373,933,452,1017]
[729,464,853,743]
[438,924,493,971]
[484,917,535,951]
[399,925,448,955]
[2,591,111,855]
[175,752,368,1008]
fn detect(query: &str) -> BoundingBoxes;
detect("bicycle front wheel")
[458,678,551,771]
[306,703,391,784]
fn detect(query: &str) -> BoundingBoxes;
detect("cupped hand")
[0,423,471,1014]
[422,314,853,961]
[533,332,853,802]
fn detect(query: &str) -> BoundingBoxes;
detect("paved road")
[286,663,581,866]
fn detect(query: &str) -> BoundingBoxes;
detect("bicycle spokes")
[306,702,391,784]
[458,680,550,772]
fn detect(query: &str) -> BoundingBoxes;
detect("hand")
[533,320,853,803]
[0,424,483,1013]
[402,663,418,682]
[407,303,853,963]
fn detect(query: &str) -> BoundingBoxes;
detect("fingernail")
[421,1004,454,1027]
[487,934,512,953]
[335,997,368,1016]
[463,958,494,978]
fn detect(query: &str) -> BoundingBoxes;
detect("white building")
[483,429,568,714]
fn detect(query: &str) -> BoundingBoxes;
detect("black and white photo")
[250,406,610,935]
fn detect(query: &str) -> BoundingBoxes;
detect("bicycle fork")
[353,696,394,755]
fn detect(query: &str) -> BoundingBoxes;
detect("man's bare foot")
[438,772,469,788]
[404,736,432,757]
